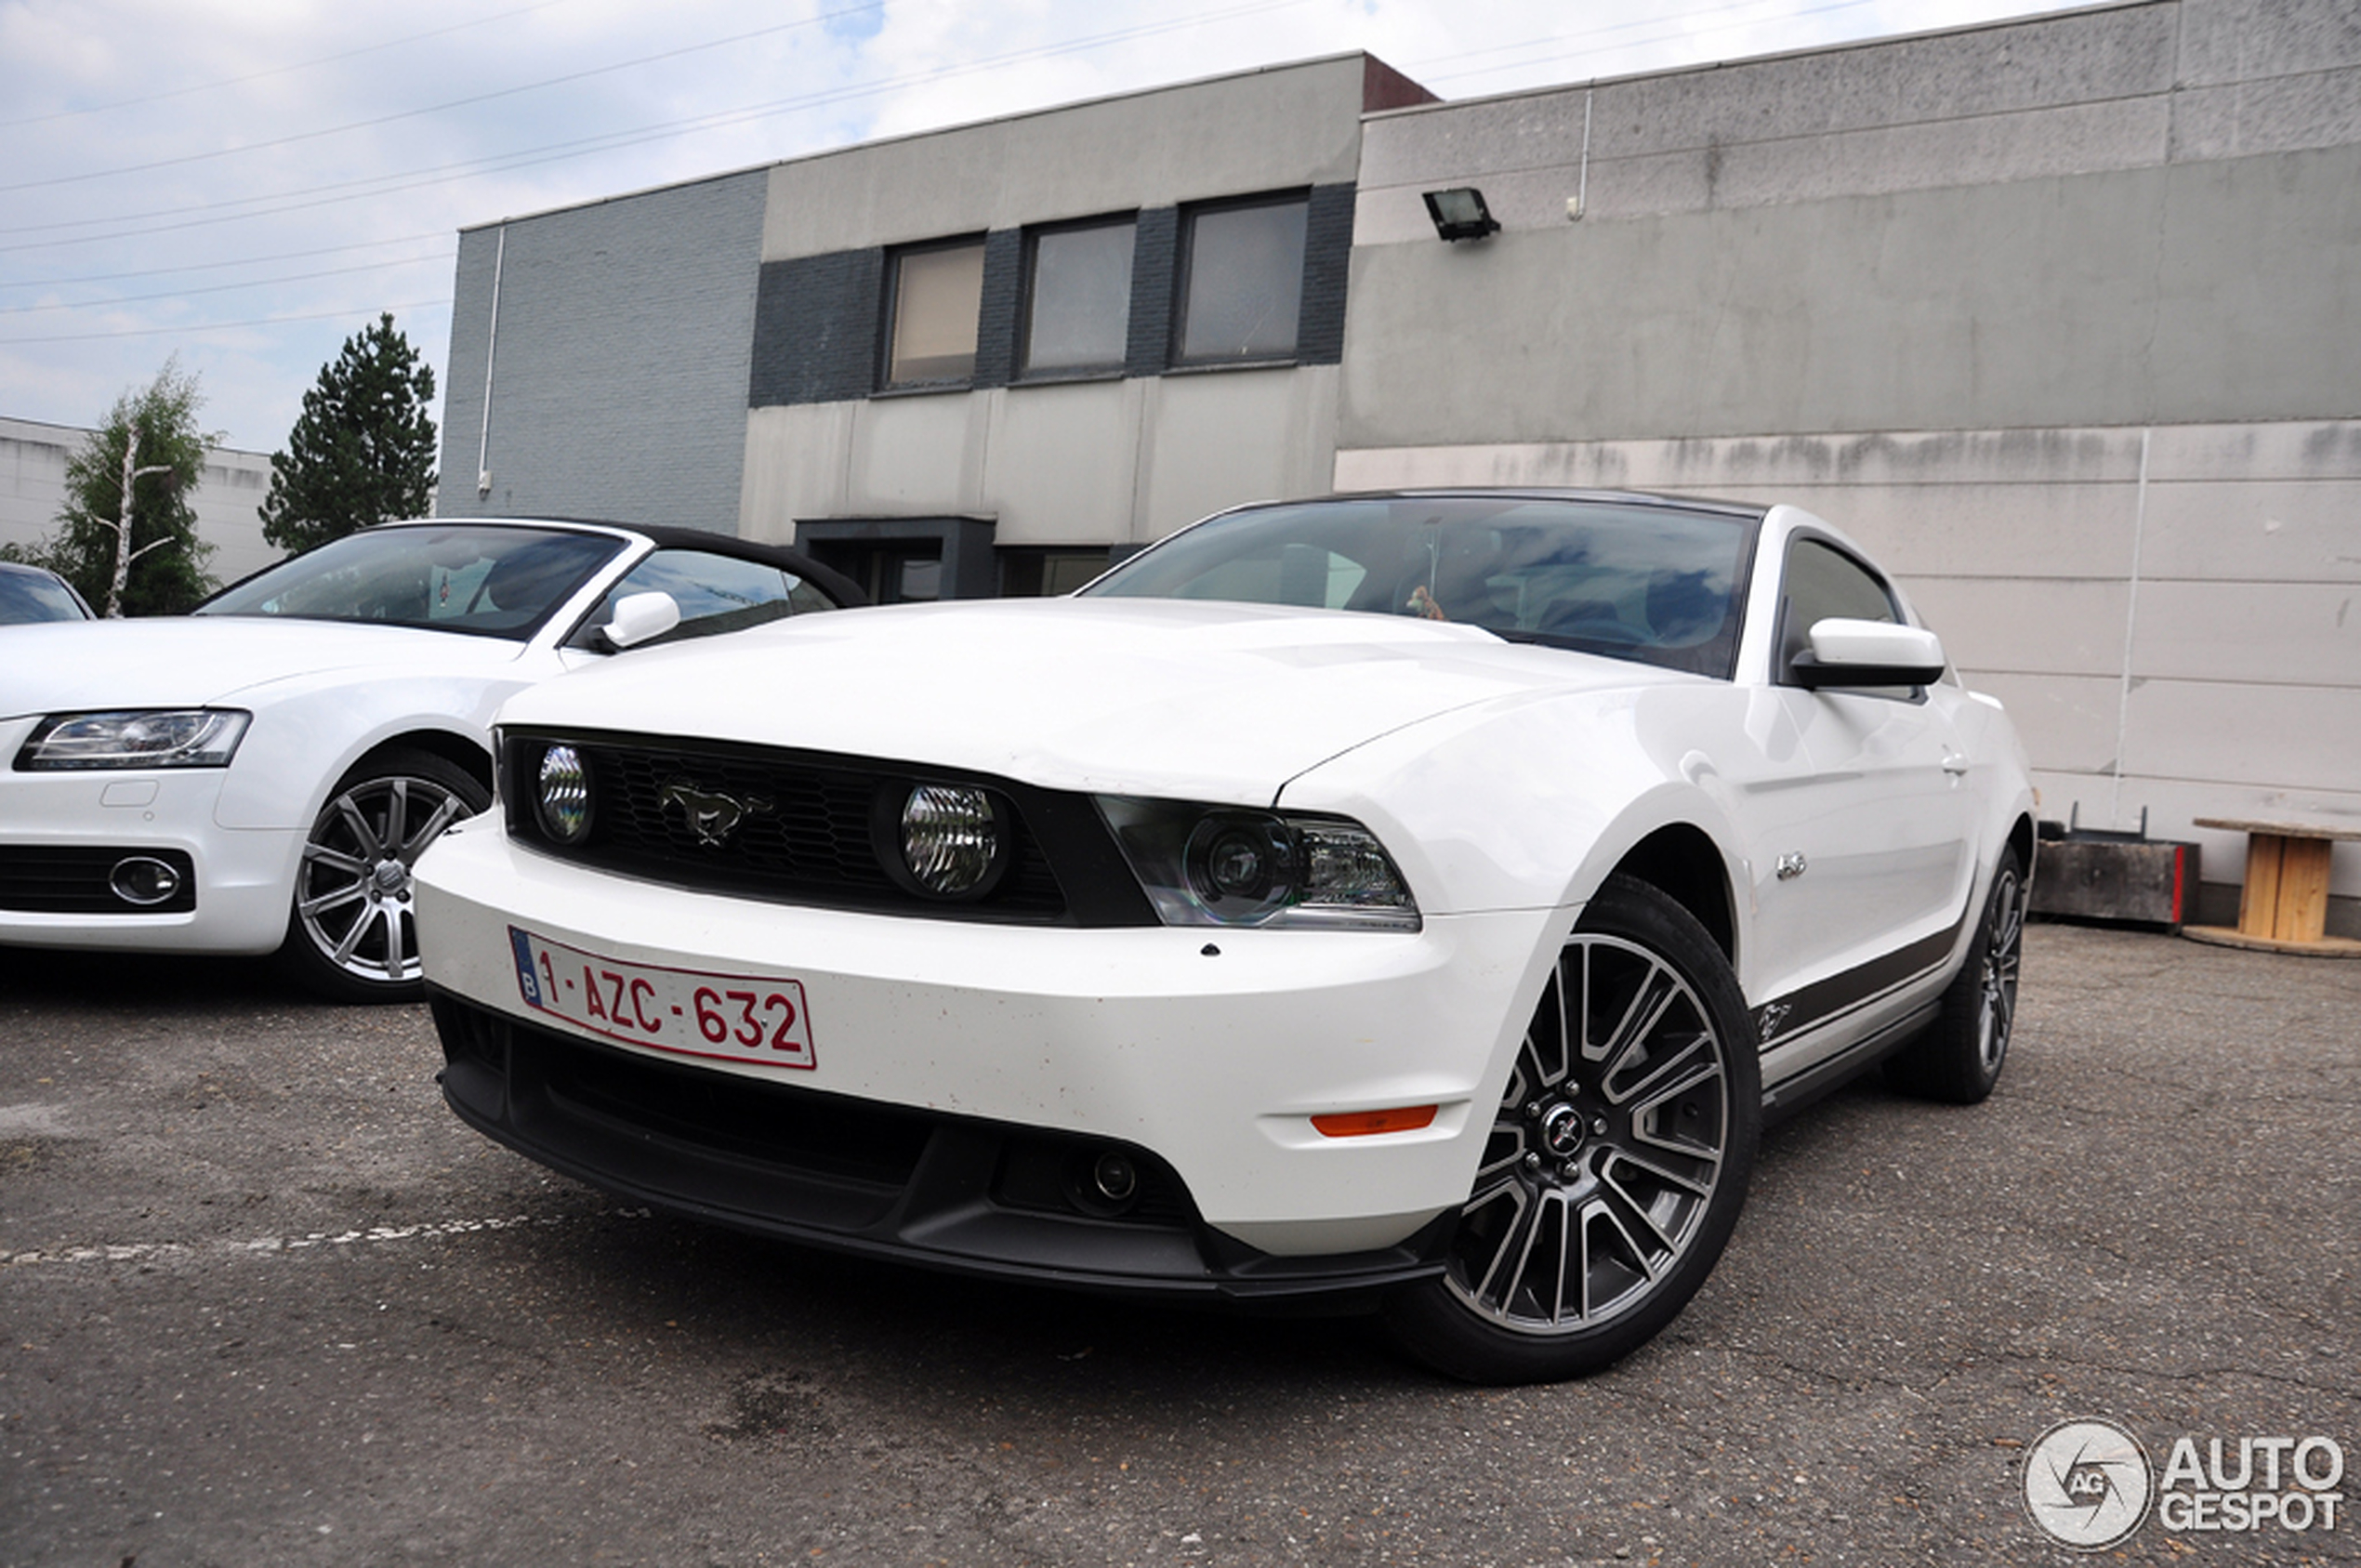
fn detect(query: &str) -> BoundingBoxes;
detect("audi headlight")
[18,709,251,771]
[1096,797,1419,931]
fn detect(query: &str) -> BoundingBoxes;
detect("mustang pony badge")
[658,778,773,847]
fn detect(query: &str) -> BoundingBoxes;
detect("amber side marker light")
[1312,1105,1439,1139]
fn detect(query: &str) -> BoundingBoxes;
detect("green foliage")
[38,357,218,616]
[260,312,439,555]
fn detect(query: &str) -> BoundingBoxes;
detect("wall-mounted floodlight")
[1422,187,1499,242]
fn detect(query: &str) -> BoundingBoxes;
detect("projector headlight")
[1097,797,1419,931]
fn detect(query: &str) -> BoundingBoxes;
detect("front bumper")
[0,761,301,955]
[415,813,1562,1293]
[431,990,1454,1303]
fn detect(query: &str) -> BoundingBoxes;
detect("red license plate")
[508,927,816,1071]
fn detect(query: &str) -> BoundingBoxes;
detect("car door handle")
[1942,752,1971,776]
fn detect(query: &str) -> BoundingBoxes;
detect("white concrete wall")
[1,416,276,591]
[741,367,1339,549]
[760,58,1369,259]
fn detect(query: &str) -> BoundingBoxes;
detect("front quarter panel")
[1276,678,1756,926]
[212,662,542,828]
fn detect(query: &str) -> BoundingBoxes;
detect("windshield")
[197,525,627,640]
[1083,495,1761,677]
[0,568,90,624]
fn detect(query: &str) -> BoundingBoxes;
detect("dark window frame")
[1170,189,1312,369]
[878,233,990,392]
[1774,532,1923,699]
[1017,213,1140,383]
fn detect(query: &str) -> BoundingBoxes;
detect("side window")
[883,239,986,388]
[1022,217,1135,376]
[579,550,833,650]
[1777,537,1901,686]
[1175,193,1308,364]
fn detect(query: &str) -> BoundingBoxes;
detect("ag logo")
[2025,1418,2153,1549]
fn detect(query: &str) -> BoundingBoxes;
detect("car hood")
[0,616,530,717]
[501,597,1686,801]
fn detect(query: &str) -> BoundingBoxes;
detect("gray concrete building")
[0,416,277,590]
[442,56,1429,600]
[434,0,2361,933]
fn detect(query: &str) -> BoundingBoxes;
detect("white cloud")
[0,0,2077,454]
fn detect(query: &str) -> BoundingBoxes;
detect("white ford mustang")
[0,519,858,1001]
[415,490,2034,1382]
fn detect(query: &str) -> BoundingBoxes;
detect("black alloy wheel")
[1885,844,2026,1104]
[1385,875,1761,1383]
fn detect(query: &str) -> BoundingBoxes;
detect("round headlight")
[899,784,1004,898]
[535,744,592,845]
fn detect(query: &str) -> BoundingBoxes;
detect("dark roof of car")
[543,519,868,609]
[262,516,871,611]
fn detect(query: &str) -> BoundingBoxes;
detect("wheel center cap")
[372,860,410,897]
[1540,1102,1587,1158]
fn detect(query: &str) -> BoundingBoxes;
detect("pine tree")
[260,312,439,555]
[31,358,218,617]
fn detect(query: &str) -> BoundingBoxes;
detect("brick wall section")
[441,169,769,532]
[1297,182,1355,367]
[748,249,884,406]
[1124,207,1180,376]
[972,230,1026,389]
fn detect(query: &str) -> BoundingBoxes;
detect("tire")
[1383,875,1761,1384]
[1885,845,2025,1105]
[276,748,491,1004]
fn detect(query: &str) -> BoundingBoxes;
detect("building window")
[1022,218,1135,376]
[884,239,986,387]
[1175,193,1308,364]
[999,547,1114,596]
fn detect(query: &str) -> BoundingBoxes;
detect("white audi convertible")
[415,490,2034,1382]
[0,520,858,1001]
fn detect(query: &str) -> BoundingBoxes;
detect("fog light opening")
[109,856,181,907]
[1063,1148,1144,1218]
[1092,1152,1139,1204]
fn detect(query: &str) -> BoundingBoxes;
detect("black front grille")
[598,744,902,900]
[501,730,1154,926]
[0,847,197,914]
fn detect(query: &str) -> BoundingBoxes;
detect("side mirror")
[600,591,682,652]
[1792,617,1946,688]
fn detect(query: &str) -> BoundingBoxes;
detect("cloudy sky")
[2,0,2077,457]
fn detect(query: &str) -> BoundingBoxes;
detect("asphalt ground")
[1,920,2354,1568]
